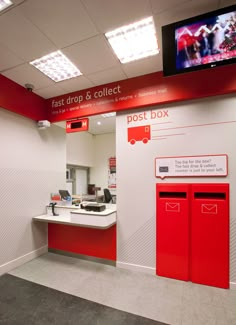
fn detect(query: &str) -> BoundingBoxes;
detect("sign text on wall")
[155,154,228,178]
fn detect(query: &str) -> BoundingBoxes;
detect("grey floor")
[0,274,165,325]
[8,253,236,325]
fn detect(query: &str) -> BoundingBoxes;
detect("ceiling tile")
[0,0,228,103]
[150,0,191,14]
[87,67,127,86]
[58,76,94,93]
[0,8,56,61]
[34,85,67,99]
[154,0,218,26]
[81,0,152,32]
[63,35,119,75]
[0,44,24,71]
[219,0,236,7]
[18,0,99,48]
[121,55,162,78]
[1,63,54,90]
[175,0,219,19]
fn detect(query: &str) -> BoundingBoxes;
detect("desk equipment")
[59,190,71,200]
[82,203,106,212]
[49,202,59,216]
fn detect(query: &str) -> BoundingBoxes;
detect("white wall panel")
[66,132,116,194]
[0,108,66,271]
[66,132,94,167]
[231,218,236,283]
[90,133,116,192]
[116,94,236,283]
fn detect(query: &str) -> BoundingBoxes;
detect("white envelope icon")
[165,202,180,212]
[201,204,217,214]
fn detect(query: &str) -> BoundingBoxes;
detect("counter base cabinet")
[48,223,116,261]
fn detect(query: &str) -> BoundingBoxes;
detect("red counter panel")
[48,224,116,261]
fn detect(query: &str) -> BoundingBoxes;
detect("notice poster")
[155,154,228,178]
[108,157,116,188]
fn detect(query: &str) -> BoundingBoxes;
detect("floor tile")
[8,253,234,325]
[181,301,229,325]
[182,281,225,307]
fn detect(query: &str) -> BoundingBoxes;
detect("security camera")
[25,83,34,92]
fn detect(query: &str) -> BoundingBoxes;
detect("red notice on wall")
[108,157,116,189]
[66,118,89,133]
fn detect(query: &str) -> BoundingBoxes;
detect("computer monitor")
[59,190,71,200]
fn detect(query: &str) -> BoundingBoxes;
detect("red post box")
[191,183,229,289]
[156,184,190,281]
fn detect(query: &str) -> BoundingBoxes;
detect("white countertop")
[33,206,116,229]
[71,208,116,216]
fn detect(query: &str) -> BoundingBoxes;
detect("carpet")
[0,274,169,325]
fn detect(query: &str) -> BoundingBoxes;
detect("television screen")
[162,5,236,76]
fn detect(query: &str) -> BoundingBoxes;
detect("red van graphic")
[127,125,151,145]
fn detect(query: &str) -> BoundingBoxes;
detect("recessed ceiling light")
[105,16,159,64]
[30,50,82,82]
[97,121,101,125]
[101,112,116,118]
[0,0,13,11]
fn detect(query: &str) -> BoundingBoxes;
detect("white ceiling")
[0,0,233,134]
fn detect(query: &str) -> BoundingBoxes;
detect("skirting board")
[117,262,236,290]
[117,261,155,275]
[49,248,116,267]
[0,245,48,276]
[230,282,236,290]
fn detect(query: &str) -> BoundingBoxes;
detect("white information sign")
[155,155,228,178]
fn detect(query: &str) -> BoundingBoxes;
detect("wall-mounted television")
[162,5,236,76]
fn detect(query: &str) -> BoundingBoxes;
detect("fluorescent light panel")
[30,51,82,82]
[105,16,159,64]
[0,0,13,11]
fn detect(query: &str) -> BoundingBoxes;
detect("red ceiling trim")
[0,74,46,121]
[46,64,236,122]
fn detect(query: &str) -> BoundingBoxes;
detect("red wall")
[1,64,235,123]
[0,74,46,121]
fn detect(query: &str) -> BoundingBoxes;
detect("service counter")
[33,203,116,229]
[33,203,117,263]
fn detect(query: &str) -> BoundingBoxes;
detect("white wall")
[0,108,66,275]
[116,94,236,284]
[66,131,116,194]
[75,169,88,195]
[66,132,94,167]
[90,133,116,193]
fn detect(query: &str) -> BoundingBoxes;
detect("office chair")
[103,188,114,203]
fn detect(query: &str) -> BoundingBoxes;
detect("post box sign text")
[155,154,228,178]
[126,108,170,145]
